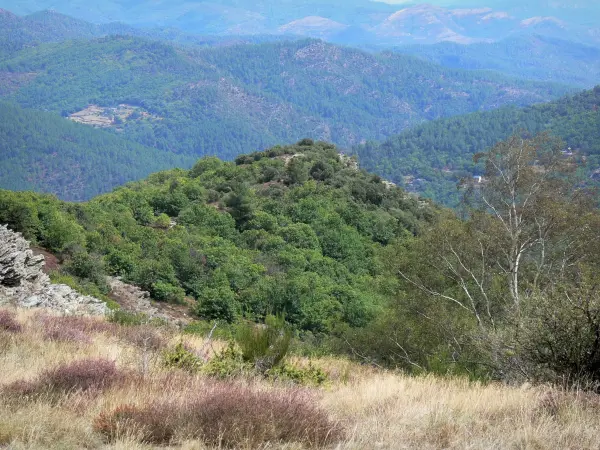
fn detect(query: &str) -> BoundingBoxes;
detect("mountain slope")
[2,1,599,46]
[399,35,600,88]
[0,101,195,201]
[352,86,600,205]
[0,36,572,155]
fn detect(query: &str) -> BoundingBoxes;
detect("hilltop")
[0,140,435,334]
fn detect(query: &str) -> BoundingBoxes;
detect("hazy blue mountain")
[398,35,600,88]
[1,1,598,47]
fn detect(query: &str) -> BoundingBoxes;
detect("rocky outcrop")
[0,225,108,316]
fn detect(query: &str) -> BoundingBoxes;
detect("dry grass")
[1,306,600,449]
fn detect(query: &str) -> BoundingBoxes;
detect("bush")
[151,281,185,304]
[0,310,21,333]
[267,363,329,386]
[163,342,203,372]
[119,326,167,351]
[4,358,124,398]
[108,310,149,326]
[94,382,344,447]
[40,315,91,344]
[235,315,291,373]
[201,342,252,379]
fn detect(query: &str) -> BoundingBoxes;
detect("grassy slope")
[1,306,600,449]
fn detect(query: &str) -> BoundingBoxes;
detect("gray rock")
[0,225,108,316]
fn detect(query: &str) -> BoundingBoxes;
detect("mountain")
[352,86,600,205]
[0,101,195,201]
[0,140,435,332]
[1,1,599,47]
[0,35,571,158]
[0,8,294,58]
[399,35,600,88]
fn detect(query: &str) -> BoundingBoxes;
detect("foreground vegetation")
[2,135,600,389]
[2,307,600,450]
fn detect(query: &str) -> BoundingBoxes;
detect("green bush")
[235,315,292,373]
[267,363,328,386]
[151,281,185,304]
[108,310,149,326]
[163,342,203,372]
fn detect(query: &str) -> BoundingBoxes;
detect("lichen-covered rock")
[0,225,108,316]
[0,226,45,286]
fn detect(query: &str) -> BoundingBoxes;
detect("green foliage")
[201,342,252,378]
[235,315,292,373]
[266,363,328,386]
[151,281,186,304]
[108,310,150,326]
[0,141,434,337]
[163,342,203,372]
[354,86,600,206]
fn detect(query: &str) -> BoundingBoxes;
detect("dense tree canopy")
[353,86,600,206]
[0,140,435,334]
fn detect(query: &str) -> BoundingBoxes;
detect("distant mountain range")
[1,1,599,47]
[399,34,600,88]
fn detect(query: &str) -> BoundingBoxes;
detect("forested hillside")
[401,35,600,88]
[0,140,434,333]
[353,86,600,205]
[0,8,291,59]
[0,101,195,200]
[0,35,571,157]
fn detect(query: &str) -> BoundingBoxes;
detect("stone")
[0,225,108,316]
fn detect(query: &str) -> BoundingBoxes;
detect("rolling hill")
[0,35,572,155]
[352,86,600,205]
[0,101,195,201]
[399,35,600,88]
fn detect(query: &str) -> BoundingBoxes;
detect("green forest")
[353,86,600,205]
[2,136,600,387]
[0,141,435,335]
[0,101,195,200]
[0,34,571,153]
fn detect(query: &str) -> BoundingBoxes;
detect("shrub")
[267,363,329,386]
[163,342,203,372]
[37,313,114,335]
[119,326,166,351]
[42,358,121,392]
[40,316,91,344]
[4,358,124,398]
[201,342,252,379]
[151,281,185,304]
[94,382,343,447]
[0,310,21,333]
[108,310,148,326]
[235,315,291,373]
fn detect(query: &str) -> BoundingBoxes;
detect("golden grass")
[1,307,600,449]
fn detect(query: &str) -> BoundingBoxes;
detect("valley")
[1,3,600,449]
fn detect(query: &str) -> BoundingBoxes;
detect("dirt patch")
[107,277,193,327]
[31,247,60,274]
